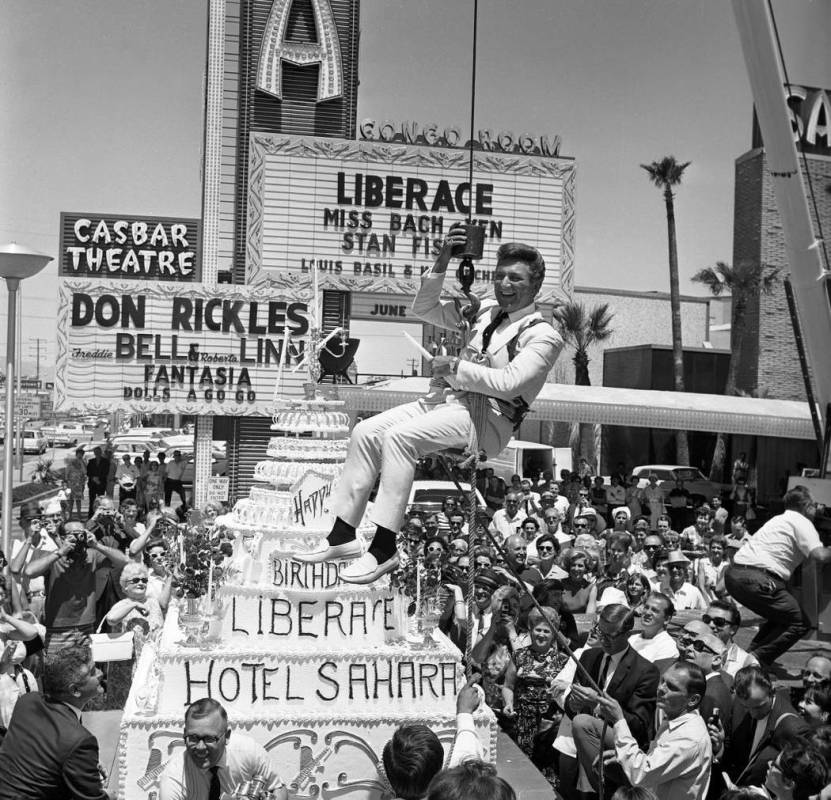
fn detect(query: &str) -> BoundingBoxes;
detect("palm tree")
[692,260,780,481]
[642,156,691,465]
[552,300,614,469]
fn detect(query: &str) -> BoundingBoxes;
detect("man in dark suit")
[0,632,109,799]
[678,621,733,722]
[564,603,660,797]
[712,665,809,789]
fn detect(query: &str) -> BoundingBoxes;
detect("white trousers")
[331,400,473,532]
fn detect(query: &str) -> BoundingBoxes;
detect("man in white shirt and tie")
[160,699,287,800]
[596,659,712,800]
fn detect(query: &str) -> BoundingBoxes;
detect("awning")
[339,378,815,440]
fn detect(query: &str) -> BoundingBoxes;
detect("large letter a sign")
[257,0,344,102]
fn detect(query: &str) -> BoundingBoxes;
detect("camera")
[69,530,90,557]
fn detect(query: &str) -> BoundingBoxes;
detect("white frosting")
[253,456,343,486]
[119,706,497,800]
[271,409,349,435]
[265,436,348,460]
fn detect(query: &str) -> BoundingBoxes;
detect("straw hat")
[664,549,691,566]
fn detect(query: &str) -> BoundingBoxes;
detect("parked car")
[41,421,97,447]
[19,429,48,455]
[631,464,723,505]
[406,480,486,516]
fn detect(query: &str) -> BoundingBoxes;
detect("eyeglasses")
[590,625,625,643]
[128,577,148,585]
[474,590,491,599]
[574,523,589,529]
[185,734,222,746]
[679,636,717,654]
[537,545,555,553]
[702,614,731,629]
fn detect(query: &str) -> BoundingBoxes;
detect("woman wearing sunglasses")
[103,562,165,707]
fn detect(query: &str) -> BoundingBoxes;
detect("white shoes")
[340,552,400,584]
[295,539,363,563]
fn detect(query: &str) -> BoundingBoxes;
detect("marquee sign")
[247,134,576,305]
[58,212,201,282]
[54,276,313,416]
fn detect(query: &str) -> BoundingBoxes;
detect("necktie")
[480,310,509,353]
[208,766,221,800]
[597,654,611,691]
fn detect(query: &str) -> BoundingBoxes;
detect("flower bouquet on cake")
[161,517,234,647]
[391,548,451,648]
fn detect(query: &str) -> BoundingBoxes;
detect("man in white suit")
[300,225,563,584]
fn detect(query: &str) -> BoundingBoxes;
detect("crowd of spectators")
[61,443,191,521]
[0,471,228,731]
[399,462,831,799]
[1,452,829,799]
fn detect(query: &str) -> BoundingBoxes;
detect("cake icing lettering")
[272,558,342,590]
[183,658,458,705]
[316,661,339,701]
[229,594,397,640]
[292,481,332,526]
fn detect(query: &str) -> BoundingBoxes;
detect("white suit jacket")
[411,271,563,456]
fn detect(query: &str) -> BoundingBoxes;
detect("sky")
[1,0,830,376]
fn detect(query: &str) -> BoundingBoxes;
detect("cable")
[766,0,829,274]
[467,0,478,225]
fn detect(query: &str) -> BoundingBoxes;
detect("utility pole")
[406,357,419,376]
[28,338,47,387]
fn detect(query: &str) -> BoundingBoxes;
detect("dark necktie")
[480,310,509,353]
[208,765,221,800]
[597,654,611,691]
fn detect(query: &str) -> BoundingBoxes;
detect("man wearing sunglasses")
[662,550,706,611]
[25,519,130,652]
[703,600,758,686]
[678,622,732,723]
[160,698,286,800]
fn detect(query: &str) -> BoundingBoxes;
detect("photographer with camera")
[86,496,132,553]
[9,502,59,621]
[25,520,130,652]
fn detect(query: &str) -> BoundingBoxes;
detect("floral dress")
[101,598,164,709]
[512,645,568,757]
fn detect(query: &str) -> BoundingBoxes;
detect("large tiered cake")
[117,398,497,799]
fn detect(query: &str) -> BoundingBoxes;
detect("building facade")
[732,87,831,402]
[571,286,712,388]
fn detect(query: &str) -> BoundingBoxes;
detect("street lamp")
[0,243,52,561]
